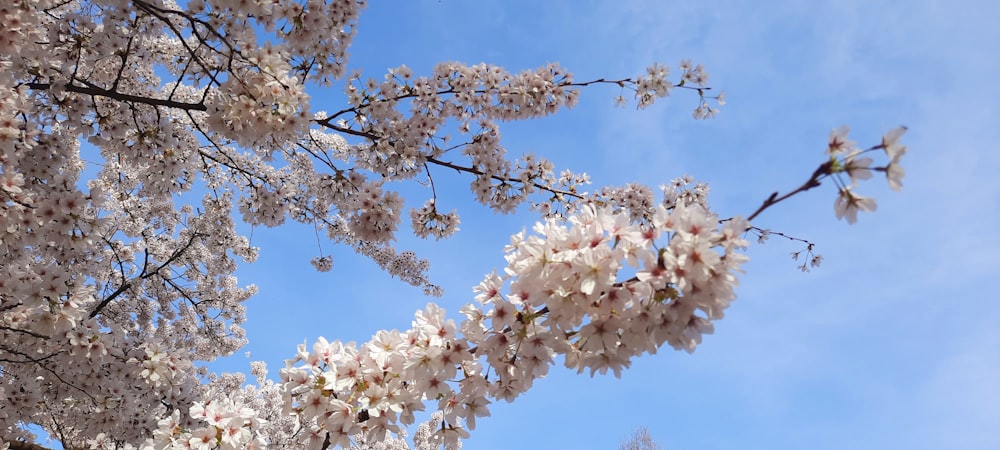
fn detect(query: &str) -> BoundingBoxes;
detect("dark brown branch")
[320,76,701,124]
[746,160,832,222]
[426,155,585,201]
[319,431,332,450]
[4,441,78,450]
[109,34,136,93]
[313,120,587,202]
[26,82,207,112]
[0,347,97,404]
[89,231,205,318]
[1,325,50,340]
[132,0,232,89]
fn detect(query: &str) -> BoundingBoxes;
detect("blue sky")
[210,1,1000,449]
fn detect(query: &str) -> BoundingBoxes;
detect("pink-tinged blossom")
[220,417,251,450]
[834,188,877,224]
[188,427,217,450]
[844,155,874,184]
[0,172,24,193]
[827,125,856,155]
[886,162,906,191]
[882,126,909,162]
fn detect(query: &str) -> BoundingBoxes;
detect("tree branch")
[25,82,207,112]
[89,232,205,318]
[746,160,832,222]
[5,440,71,450]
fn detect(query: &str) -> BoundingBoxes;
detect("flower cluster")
[271,202,748,448]
[206,68,311,150]
[825,126,909,224]
[410,200,461,240]
[143,398,267,450]
[661,175,711,210]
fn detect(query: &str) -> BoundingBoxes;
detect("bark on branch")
[25,82,208,112]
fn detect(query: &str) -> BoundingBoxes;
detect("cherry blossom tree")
[619,426,660,450]
[0,1,908,450]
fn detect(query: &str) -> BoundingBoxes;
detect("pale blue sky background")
[211,1,1000,449]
